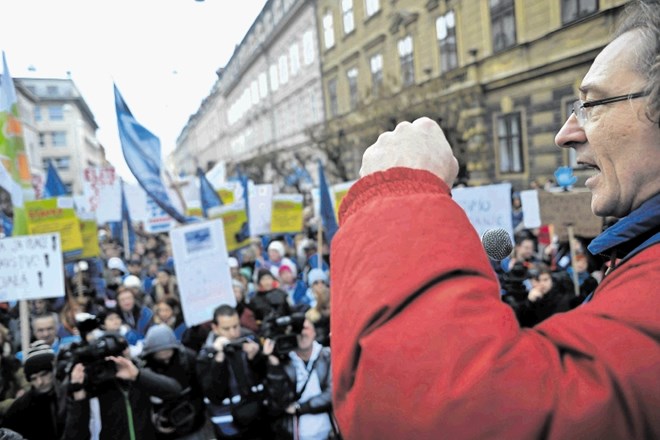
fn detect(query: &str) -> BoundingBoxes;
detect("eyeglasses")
[572,91,648,127]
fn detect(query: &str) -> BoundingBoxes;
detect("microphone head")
[481,228,513,261]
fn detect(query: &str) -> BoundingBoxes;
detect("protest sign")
[208,201,250,252]
[170,219,235,326]
[80,219,100,259]
[452,183,513,239]
[24,197,83,260]
[0,233,64,301]
[271,194,304,234]
[145,196,175,233]
[82,167,121,224]
[248,184,273,236]
[124,183,148,225]
[332,180,356,219]
[536,190,602,240]
[216,182,238,205]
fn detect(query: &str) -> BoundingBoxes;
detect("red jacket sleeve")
[330,167,660,439]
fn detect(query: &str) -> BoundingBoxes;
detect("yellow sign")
[79,220,100,258]
[271,194,304,234]
[209,203,250,252]
[25,198,83,259]
[332,180,356,220]
[186,207,203,218]
[217,189,235,205]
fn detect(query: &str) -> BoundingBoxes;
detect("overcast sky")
[1,0,267,182]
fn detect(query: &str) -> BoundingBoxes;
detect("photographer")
[264,318,334,440]
[62,331,182,439]
[140,324,209,439]
[197,305,270,439]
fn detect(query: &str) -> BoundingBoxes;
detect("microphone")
[481,228,513,261]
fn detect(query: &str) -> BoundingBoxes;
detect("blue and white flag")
[44,160,68,198]
[318,160,338,245]
[114,84,187,224]
[198,167,222,218]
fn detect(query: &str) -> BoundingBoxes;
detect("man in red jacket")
[331,1,660,438]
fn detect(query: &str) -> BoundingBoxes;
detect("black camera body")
[222,336,255,355]
[261,312,306,359]
[58,314,128,395]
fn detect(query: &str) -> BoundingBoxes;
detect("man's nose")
[555,113,586,149]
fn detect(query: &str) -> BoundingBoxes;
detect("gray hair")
[615,0,660,127]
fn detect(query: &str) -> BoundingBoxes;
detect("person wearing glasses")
[329,1,660,439]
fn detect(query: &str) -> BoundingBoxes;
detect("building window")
[347,67,359,110]
[365,0,380,17]
[270,64,279,92]
[342,0,355,34]
[323,12,335,49]
[51,131,67,147]
[398,35,415,87]
[490,0,516,52]
[54,156,70,170]
[278,55,289,85]
[370,53,383,96]
[259,72,269,98]
[34,106,42,122]
[289,44,301,76]
[303,30,315,65]
[497,113,524,173]
[561,0,598,24]
[328,78,338,117]
[436,10,458,72]
[48,105,64,121]
[39,133,45,147]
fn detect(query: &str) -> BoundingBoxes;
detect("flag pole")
[317,218,323,270]
[164,168,188,221]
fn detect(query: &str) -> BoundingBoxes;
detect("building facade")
[172,0,326,191]
[16,77,106,194]
[316,0,629,189]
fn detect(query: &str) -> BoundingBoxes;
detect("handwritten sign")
[0,233,64,301]
[24,197,83,260]
[452,183,513,239]
[537,190,602,239]
[82,167,121,224]
[271,194,304,234]
[170,219,235,326]
[145,196,175,233]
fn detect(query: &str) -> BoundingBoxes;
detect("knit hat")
[107,257,127,274]
[123,275,142,289]
[142,324,179,357]
[278,263,297,278]
[23,340,55,378]
[307,268,329,286]
[228,257,239,269]
[268,241,285,257]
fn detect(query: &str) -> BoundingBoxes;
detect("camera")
[500,262,529,301]
[57,313,128,395]
[260,312,306,359]
[223,336,256,354]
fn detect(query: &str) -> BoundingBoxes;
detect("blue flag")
[197,167,222,218]
[44,160,68,198]
[234,167,251,242]
[114,84,187,224]
[318,160,338,245]
[109,180,136,256]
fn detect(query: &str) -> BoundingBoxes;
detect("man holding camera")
[197,304,270,439]
[264,318,334,440]
[62,336,182,439]
[4,341,66,439]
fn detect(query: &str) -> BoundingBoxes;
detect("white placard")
[520,189,541,229]
[248,184,273,236]
[145,196,175,234]
[82,167,121,224]
[170,219,235,326]
[452,183,514,239]
[0,233,64,301]
[124,183,148,225]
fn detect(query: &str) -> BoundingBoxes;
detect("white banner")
[124,183,148,225]
[145,196,175,234]
[248,183,273,236]
[170,219,235,326]
[0,233,64,301]
[452,183,514,239]
[82,167,121,224]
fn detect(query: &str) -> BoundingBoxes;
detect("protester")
[330,2,660,437]
[152,297,187,341]
[197,305,270,439]
[516,265,580,327]
[264,319,334,440]
[16,312,78,361]
[3,341,65,439]
[0,324,28,422]
[277,263,309,309]
[116,285,153,339]
[250,269,291,325]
